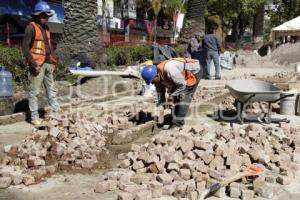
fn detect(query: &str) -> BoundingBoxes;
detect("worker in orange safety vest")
[22,1,59,126]
[141,58,202,129]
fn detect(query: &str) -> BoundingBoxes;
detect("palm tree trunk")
[253,3,265,44]
[56,0,105,69]
[178,0,207,43]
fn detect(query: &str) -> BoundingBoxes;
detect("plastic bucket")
[280,92,297,115]
[295,63,300,73]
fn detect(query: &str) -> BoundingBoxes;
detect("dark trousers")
[171,71,201,126]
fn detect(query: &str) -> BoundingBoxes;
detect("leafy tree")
[208,0,269,45]
[268,0,300,27]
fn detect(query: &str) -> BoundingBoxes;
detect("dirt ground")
[0,63,299,200]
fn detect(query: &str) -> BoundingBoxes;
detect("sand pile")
[270,43,300,65]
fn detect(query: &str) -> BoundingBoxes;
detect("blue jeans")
[28,63,60,120]
[204,50,221,79]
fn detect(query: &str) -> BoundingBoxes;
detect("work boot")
[31,118,42,126]
[162,123,183,130]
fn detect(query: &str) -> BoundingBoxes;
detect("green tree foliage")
[207,0,269,44]
[268,0,300,27]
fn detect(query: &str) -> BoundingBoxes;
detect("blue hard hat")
[141,65,157,84]
[32,1,54,16]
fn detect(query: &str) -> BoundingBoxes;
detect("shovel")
[198,164,264,200]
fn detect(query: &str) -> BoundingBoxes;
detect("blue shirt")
[203,34,221,53]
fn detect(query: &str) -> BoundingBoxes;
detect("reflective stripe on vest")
[157,58,198,87]
[29,22,56,65]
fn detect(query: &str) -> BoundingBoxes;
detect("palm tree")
[253,3,265,44]
[56,0,105,69]
[179,0,207,43]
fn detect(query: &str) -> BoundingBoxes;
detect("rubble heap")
[95,123,300,200]
[0,107,146,188]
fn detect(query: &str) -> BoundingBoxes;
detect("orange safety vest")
[157,58,198,87]
[29,22,57,65]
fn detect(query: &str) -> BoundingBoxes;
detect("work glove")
[29,64,41,76]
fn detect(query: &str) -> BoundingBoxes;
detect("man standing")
[22,1,59,126]
[203,24,222,80]
[141,58,201,129]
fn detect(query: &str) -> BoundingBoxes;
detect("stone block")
[241,189,254,200]
[196,181,206,192]
[208,169,223,181]
[276,175,293,185]
[149,181,163,198]
[194,140,208,150]
[107,180,118,191]
[119,159,131,169]
[265,175,276,183]
[118,192,133,200]
[174,181,187,198]
[209,156,224,170]
[82,159,95,169]
[179,169,191,181]
[167,162,180,172]
[135,190,152,200]
[11,174,23,185]
[186,179,196,192]
[0,177,12,189]
[230,186,241,198]
[163,184,176,195]
[202,153,214,165]
[213,186,226,198]
[254,182,274,199]
[94,181,109,193]
[188,191,198,200]
[157,173,173,185]
[132,161,145,171]
[192,172,202,182]
[49,127,60,138]
[184,151,196,160]
[23,175,35,186]
[180,140,194,153]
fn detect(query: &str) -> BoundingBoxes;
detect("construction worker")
[203,24,222,80]
[141,58,201,129]
[22,1,59,126]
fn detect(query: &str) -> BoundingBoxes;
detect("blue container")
[0,66,13,97]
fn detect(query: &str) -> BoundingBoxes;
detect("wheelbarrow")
[225,79,294,124]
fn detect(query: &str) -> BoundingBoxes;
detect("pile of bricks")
[94,122,300,200]
[0,107,145,189]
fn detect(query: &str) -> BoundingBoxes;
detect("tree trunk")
[56,0,106,69]
[178,0,207,43]
[253,3,265,44]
